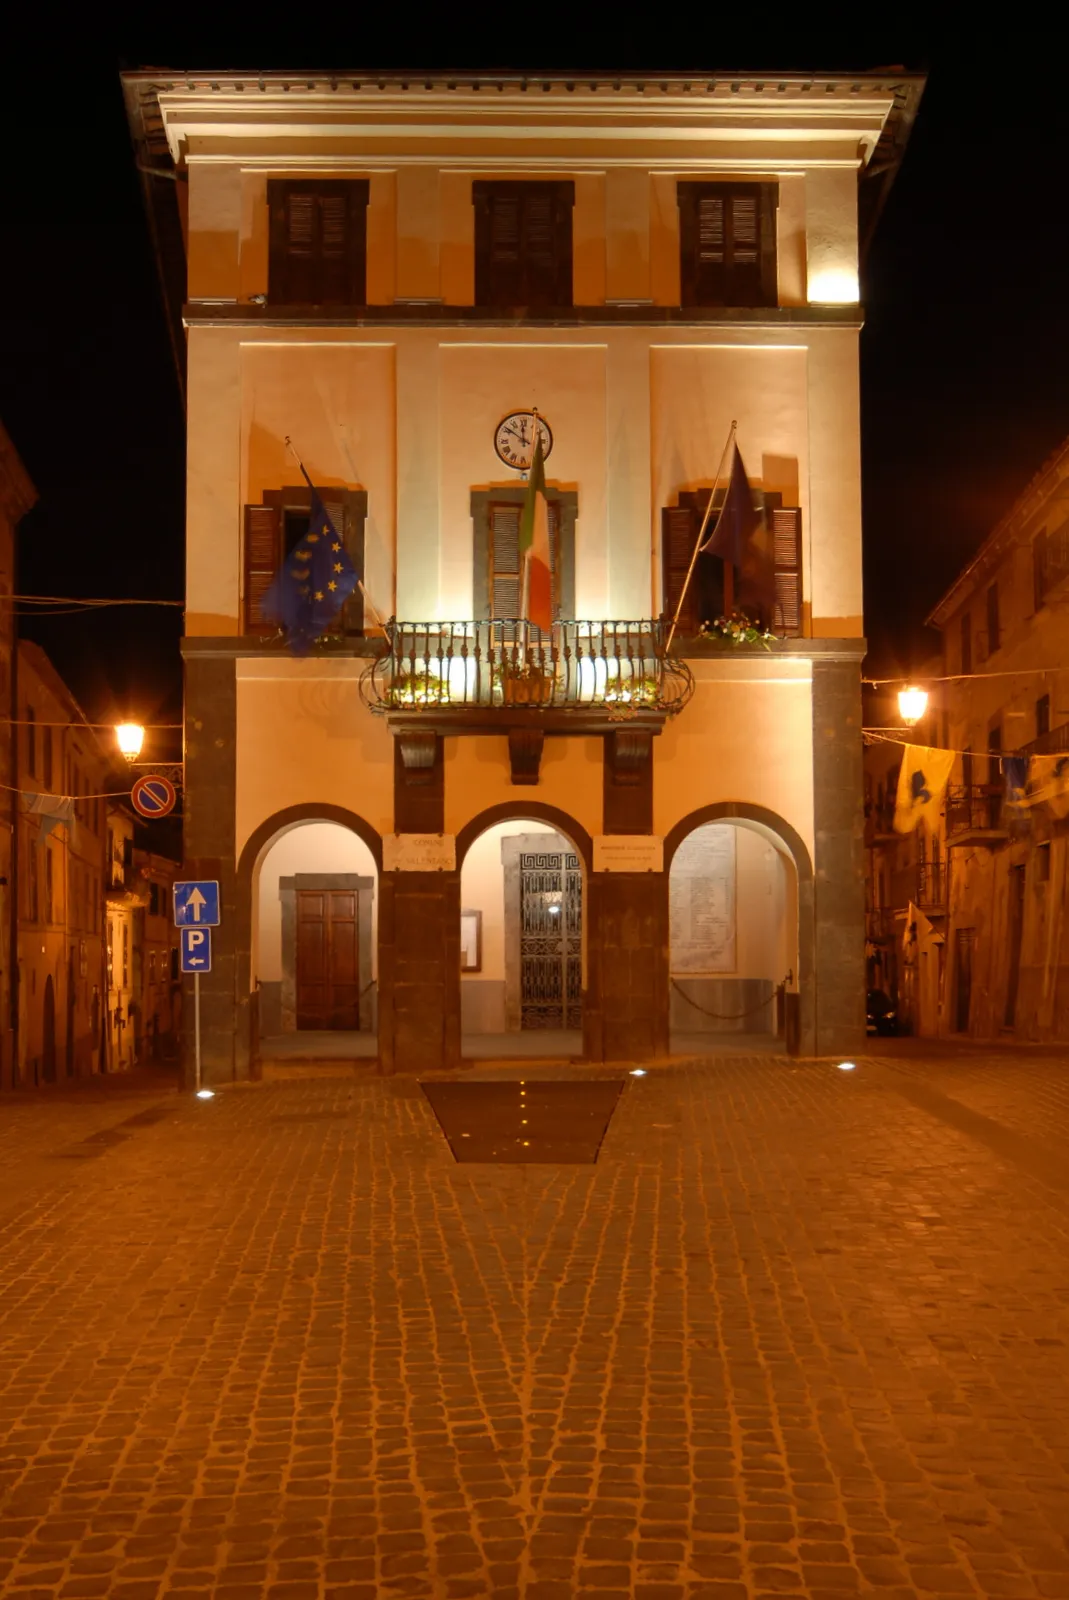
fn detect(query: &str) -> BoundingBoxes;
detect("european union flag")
[261,494,358,654]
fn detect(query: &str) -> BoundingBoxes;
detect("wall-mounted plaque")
[669,824,736,973]
[382,833,457,872]
[593,835,664,873]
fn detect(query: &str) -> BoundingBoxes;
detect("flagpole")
[665,420,736,656]
[284,435,389,635]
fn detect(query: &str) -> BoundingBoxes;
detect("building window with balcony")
[267,179,370,306]
[43,727,53,791]
[243,488,367,637]
[960,610,972,675]
[1034,518,1069,608]
[986,581,1000,655]
[1036,693,1051,739]
[677,183,778,308]
[44,847,53,924]
[26,705,36,778]
[473,181,574,310]
[471,488,577,627]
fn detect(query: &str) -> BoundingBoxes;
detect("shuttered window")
[267,180,370,306]
[770,508,802,636]
[473,181,574,309]
[660,496,803,638]
[677,182,778,307]
[487,500,562,621]
[242,489,367,636]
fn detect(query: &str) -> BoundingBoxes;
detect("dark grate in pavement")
[420,1078,626,1163]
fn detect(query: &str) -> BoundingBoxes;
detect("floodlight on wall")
[115,723,145,762]
[898,687,928,726]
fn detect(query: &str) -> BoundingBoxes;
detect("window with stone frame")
[242,487,367,637]
[470,488,577,635]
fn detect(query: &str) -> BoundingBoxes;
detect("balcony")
[361,618,694,731]
[1018,721,1069,759]
[945,784,1008,847]
[914,860,947,910]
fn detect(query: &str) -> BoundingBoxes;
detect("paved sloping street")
[2,1049,1069,1599]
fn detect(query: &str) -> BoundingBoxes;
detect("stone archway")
[235,804,385,1079]
[665,802,814,1055]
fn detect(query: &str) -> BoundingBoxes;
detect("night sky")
[2,32,1067,738]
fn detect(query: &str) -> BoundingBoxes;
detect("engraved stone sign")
[593,835,664,873]
[382,833,457,872]
[669,824,736,973]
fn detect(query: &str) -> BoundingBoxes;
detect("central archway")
[457,803,593,1060]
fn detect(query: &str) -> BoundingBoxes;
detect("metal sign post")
[177,898,217,1093]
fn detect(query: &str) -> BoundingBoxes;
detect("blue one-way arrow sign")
[174,880,220,927]
[181,927,212,973]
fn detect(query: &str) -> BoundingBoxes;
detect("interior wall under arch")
[669,821,794,1034]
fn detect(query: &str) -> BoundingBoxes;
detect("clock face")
[494,411,553,471]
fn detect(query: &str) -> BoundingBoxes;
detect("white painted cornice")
[151,80,903,168]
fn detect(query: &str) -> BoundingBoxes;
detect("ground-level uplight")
[630,1068,647,1076]
[837,1062,857,1072]
[196,1088,215,1099]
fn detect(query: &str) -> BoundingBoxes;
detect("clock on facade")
[493,411,553,471]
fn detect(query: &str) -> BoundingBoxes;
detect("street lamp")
[115,723,145,762]
[897,686,928,726]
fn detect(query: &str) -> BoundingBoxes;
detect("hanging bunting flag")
[893,745,955,835]
[1027,752,1069,820]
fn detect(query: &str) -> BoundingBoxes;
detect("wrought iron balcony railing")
[914,859,947,908]
[1018,721,1069,759]
[361,619,694,717]
[945,783,1006,838]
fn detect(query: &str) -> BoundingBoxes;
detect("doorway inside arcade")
[254,820,379,1062]
[459,819,585,1059]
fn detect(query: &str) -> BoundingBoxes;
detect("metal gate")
[519,850,582,1029]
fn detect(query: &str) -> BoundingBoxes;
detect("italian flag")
[519,433,553,634]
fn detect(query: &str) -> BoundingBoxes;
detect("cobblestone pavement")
[2,1047,1069,1599]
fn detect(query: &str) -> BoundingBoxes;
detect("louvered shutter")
[661,506,699,635]
[679,182,777,308]
[771,507,802,636]
[244,505,282,635]
[268,180,368,305]
[474,182,574,308]
[487,500,562,629]
[489,503,522,621]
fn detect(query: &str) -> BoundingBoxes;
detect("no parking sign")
[131,774,176,819]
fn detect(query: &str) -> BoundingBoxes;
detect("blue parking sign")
[174,880,220,927]
[181,927,212,973]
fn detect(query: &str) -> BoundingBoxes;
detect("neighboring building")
[105,808,181,1070]
[863,668,945,1034]
[15,642,109,1086]
[0,423,36,1088]
[928,435,1069,1041]
[124,67,923,1081]
[865,435,1069,1041]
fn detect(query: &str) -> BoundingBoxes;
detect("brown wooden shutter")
[474,181,574,308]
[243,504,282,635]
[771,507,802,636]
[267,180,369,305]
[678,182,777,307]
[661,506,699,635]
